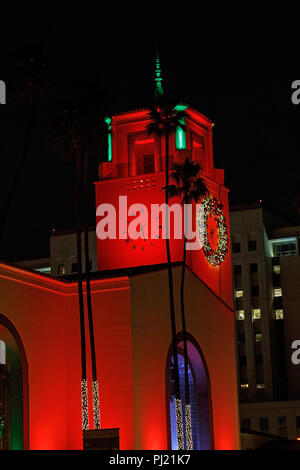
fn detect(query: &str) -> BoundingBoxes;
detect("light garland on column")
[185,404,193,450]
[92,380,101,430]
[175,398,184,450]
[81,378,89,431]
[0,414,5,439]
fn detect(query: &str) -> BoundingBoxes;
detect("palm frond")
[168,157,207,204]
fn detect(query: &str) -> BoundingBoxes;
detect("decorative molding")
[0,263,130,296]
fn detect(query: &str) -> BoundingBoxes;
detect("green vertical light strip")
[105,116,112,162]
[175,126,186,150]
[175,104,187,150]
[155,54,164,97]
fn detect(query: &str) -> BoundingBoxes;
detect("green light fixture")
[175,104,188,150]
[104,116,112,162]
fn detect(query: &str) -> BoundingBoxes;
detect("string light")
[92,380,101,430]
[81,378,89,431]
[0,414,5,439]
[175,398,184,450]
[185,404,193,450]
[198,196,229,266]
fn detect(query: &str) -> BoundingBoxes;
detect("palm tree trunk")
[76,148,89,431]
[180,230,193,450]
[0,90,35,256]
[164,133,184,449]
[83,149,100,430]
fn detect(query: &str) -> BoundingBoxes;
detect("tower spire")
[154,53,164,97]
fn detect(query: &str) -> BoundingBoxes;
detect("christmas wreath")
[199,196,229,266]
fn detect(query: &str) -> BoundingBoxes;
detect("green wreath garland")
[199,196,229,266]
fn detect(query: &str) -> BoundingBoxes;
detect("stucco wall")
[129,266,240,450]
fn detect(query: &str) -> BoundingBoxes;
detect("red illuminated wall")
[0,265,135,450]
[95,106,233,308]
[0,258,239,450]
[0,105,239,451]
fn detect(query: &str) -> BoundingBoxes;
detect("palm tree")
[75,144,89,431]
[168,157,208,449]
[147,101,186,449]
[52,82,107,431]
[83,147,100,429]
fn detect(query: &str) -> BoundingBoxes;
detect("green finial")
[154,53,164,97]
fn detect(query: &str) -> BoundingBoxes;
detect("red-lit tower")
[95,61,232,308]
[0,58,240,451]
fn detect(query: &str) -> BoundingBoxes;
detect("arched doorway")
[0,314,28,450]
[166,333,213,450]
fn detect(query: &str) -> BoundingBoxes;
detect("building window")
[273,273,281,288]
[143,153,155,174]
[273,241,296,257]
[0,340,6,365]
[248,240,257,251]
[238,332,246,344]
[256,355,263,365]
[260,417,269,432]
[251,285,259,297]
[232,242,241,253]
[250,263,258,274]
[237,310,245,320]
[236,290,244,298]
[255,333,263,342]
[131,136,155,176]
[191,134,205,166]
[234,265,242,275]
[274,288,282,297]
[168,337,212,450]
[58,264,66,275]
[241,418,251,430]
[277,416,287,437]
[253,309,261,320]
[256,383,265,389]
[240,383,249,389]
[71,262,78,273]
[275,309,284,320]
[274,297,283,310]
[273,265,280,275]
[239,355,247,366]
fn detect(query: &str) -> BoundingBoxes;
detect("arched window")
[167,334,213,450]
[0,315,28,450]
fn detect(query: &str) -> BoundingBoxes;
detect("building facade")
[0,102,240,450]
[231,205,300,441]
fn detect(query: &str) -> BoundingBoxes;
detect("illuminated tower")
[93,60,239,449]
[0,59,240,451]
[95,67,232,307]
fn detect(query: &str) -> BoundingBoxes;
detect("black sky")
[0,4,300,261]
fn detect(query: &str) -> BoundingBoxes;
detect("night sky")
[0,4,300,261]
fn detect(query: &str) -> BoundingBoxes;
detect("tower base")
[83,428,120,450]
